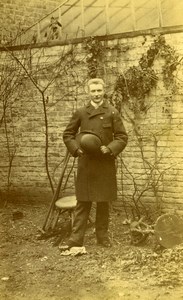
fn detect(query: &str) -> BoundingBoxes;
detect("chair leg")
[70,209,75,228]
[51,209,60,230]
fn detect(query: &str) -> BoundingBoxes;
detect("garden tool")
[42,150,70,232]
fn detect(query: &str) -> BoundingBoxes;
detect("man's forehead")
[89,83,104,90]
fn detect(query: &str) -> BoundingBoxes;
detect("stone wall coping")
[1,24,183,52]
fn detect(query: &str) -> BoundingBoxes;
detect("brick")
[0,25,183,212]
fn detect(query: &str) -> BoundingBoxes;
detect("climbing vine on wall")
[83,35,179,114]
[111,66,158,113]
[159,37,180,91]
[83,36,104,78]
[111,35,179,114]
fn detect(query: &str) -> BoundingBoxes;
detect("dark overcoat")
[63,100,128,202]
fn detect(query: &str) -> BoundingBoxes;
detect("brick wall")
[0,0,62,42]
[0,30,183,215]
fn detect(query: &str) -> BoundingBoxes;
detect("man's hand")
[100,145,111,154]
[76,149,84,157]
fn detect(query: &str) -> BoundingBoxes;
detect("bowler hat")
[77,131,102,155]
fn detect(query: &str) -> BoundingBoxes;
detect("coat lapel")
[86,101,108,118]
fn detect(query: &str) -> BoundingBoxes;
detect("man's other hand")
[100,145,111,154]
[77,149,84,157]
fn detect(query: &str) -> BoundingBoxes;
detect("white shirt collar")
[90,100,103,109]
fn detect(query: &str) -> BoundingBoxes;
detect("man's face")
[88,83,104,103]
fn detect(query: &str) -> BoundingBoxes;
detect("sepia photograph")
[0,0,183,299]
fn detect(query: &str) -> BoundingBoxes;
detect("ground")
[0,202,183,300]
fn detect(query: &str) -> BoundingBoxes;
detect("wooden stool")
[55,195,77,227]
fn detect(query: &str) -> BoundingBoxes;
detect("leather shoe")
[59,240,82,251]
[97,238,112,248]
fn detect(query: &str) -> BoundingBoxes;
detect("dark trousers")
[68,201,109,246]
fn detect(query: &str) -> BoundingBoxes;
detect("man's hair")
[87,78,105,87]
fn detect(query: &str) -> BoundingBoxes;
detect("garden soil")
[0,202,183,300]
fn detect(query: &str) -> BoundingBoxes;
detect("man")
[62,78,128,248]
